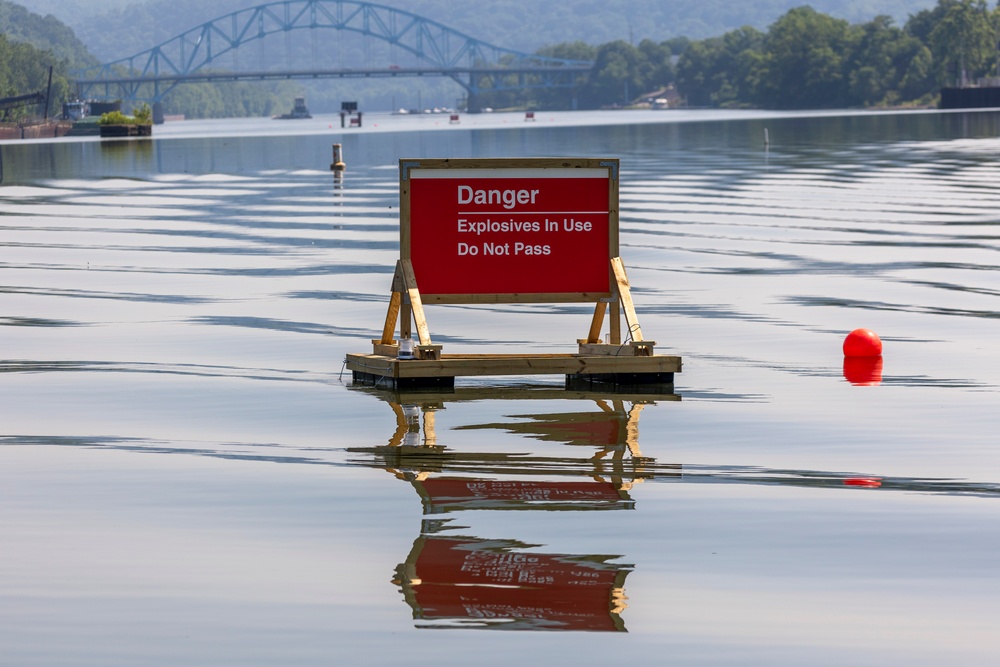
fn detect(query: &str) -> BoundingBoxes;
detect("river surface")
[2,108,999,665]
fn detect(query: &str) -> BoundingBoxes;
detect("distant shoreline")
[2,106,990,147]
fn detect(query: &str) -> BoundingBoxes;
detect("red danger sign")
[401,160,619,302]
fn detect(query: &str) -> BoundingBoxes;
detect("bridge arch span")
[74,0,592,109]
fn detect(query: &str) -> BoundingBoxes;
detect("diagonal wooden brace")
[611,256,643,343]
[585,257,644,345]
[380,259,433,347]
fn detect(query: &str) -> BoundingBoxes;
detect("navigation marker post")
[345,158,682,390]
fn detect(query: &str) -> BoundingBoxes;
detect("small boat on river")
[273,96,312,119]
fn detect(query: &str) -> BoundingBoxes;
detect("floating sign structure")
[345,158,682,389]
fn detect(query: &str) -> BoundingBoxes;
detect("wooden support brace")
[400,303,412,340]
[378,259,434,350]
[610,299,622,345]
[611,256,643,343]
[587,300,607,344]
[380,290,401,345]
[399,259,432,346]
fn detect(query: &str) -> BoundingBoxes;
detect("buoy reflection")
[843,356,883,385]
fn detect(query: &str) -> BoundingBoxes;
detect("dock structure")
[345,158,682,391]
[346,350,681,391]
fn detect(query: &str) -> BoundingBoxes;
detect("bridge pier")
[465,91,483,114]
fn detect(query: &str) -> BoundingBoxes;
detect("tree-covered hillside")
[672,0,999,109]
[0,0,97,68]
[499,0,997,111]
[0,0,98,120]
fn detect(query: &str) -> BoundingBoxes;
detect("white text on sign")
[458,242,552,256]
[457,185,540,209]
[457,218,593,235]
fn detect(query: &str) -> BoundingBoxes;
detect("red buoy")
[843,328,882,357]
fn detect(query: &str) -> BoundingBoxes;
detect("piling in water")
[331,143,346,171]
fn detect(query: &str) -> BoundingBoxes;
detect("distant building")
[636,85,681,109]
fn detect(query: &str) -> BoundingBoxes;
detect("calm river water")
[2,108,999,665]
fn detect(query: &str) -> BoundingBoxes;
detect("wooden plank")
[587,301,607,344]
[346,353,398,374]
[380,290,402,345]
[610,298,621,345]
[419,292,612,305]
[400,259,432,346]
[387,355,682,378]
[630,341,655,357]
[391,260,407,293]
[399,170,412,261]
[351,385,679,403]
[607,162,620,258]
[372,342,400,357]
[415,344,443,360]
[345,352,682,379]
[403,157,615,171]
[400,303,412,340]
[611,257,643,343]
[578,343,639,356]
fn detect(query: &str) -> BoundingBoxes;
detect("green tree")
[754,7,854,108]
[0,0,98,68]
[927,0,996,85]
[0,34,73,121]
[536,41,597,61]
[898,43,936,100]
[636,38,676,92]
[581,40,645,108]
[530,41,597,110]
[676,26,764,107]
[844,15,932,106]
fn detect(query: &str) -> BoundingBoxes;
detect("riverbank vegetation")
[490,0,999,110]
[3,0,999,118]
[0,0,96,120]
[0,33,74,121]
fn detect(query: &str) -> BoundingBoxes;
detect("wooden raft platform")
[349,251,682,392]
[346,348,682,391]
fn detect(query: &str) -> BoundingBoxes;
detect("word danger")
[457,185,540,210]
[458,242,551,256]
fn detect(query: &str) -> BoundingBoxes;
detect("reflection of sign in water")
[345,391,678,514]
[456,404,646,448]
[415,477,634,513]
[344,388,667,632]
[394,535,631,631]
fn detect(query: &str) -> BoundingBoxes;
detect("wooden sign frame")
[375,157,651,359]
[400,157,620,304]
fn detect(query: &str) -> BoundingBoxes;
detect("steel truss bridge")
[72,0,593,112]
